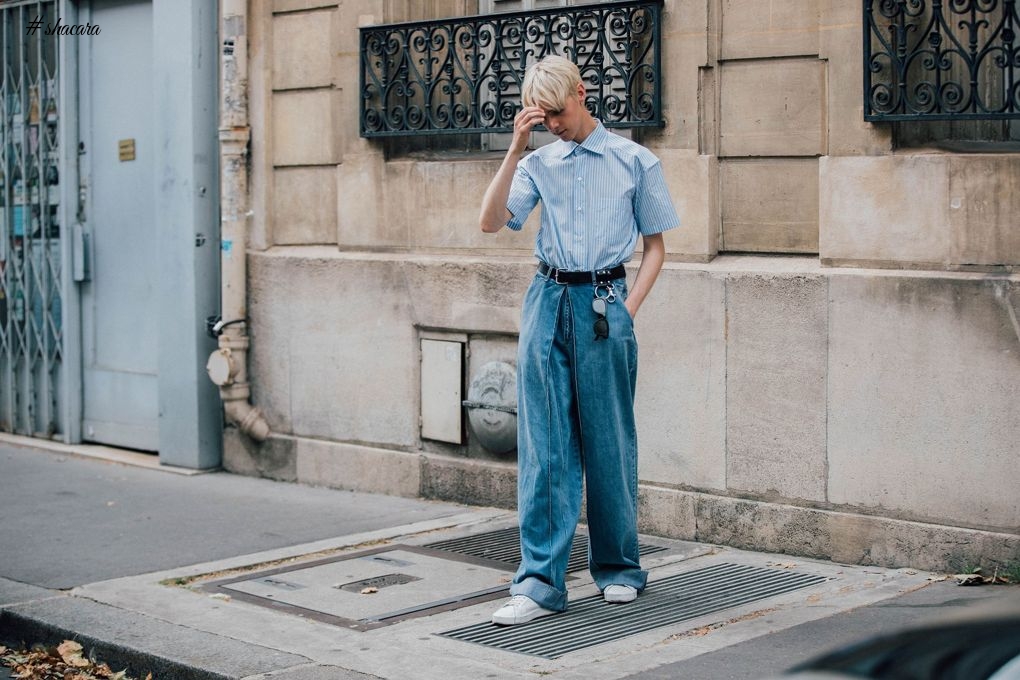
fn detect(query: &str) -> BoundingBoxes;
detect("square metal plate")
[201,545,515,631]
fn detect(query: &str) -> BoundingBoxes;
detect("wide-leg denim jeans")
[510,271,648,611]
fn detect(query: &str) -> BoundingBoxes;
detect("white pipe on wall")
[208,0,269,441]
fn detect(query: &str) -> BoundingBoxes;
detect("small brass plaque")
[118,138,135,161]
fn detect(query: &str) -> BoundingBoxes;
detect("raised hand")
[511,106,546,153]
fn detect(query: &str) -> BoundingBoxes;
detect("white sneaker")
[603,584,638,603]
[491,595,557,626]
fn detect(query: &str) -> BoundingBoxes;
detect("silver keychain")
[593,283,617,303]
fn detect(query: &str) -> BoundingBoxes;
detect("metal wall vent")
[424,527,668,573]
[438,562,829,659]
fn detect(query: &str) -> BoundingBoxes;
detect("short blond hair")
[521,55,582,111]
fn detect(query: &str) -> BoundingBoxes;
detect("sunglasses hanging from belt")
[592,283,618,341]
[592,297,609,340]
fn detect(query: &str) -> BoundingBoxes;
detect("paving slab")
[0,577,60,608]
[245,664,385,679]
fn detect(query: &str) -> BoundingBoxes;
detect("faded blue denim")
[510,271,648,611]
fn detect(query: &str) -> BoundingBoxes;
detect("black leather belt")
[538,261,626,285]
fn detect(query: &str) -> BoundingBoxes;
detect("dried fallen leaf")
[0,642,157,680]
[58,640,91,667]
[954,573,985,586]
[209,593,232,602]
[360,586,379,594]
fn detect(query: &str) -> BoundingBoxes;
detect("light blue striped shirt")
[505,121,680,271]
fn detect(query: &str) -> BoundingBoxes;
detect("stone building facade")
[227,0,1020,572]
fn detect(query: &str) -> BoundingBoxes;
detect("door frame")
[60,0,83,445]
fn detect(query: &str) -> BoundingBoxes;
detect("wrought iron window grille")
[865,0,1020,121]
[359,0,664,138]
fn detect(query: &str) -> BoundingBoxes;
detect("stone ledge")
[248,249,1020,282]
[681,487,1019,572]
[420,454,517,509]
[295,439,421,497]
[223,437,1020,572]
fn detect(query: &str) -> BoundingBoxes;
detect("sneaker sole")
[604,593,637,603]
[603,588,638,604]
[491,608,557,626]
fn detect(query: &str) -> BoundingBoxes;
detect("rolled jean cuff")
[510,576,568,612]
[591,567,649,593]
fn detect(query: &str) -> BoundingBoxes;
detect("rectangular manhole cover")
[201,545,515,631]
[438,562,829,659]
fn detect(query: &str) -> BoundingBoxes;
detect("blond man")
[480,55,680,625]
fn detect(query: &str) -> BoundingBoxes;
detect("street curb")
[0,607,230,680]
[0,598,308,680]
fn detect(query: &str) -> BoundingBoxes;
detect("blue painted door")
[80,0,158,450]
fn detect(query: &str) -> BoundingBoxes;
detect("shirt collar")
[559,120,608,158]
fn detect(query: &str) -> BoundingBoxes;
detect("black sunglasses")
[592,297,609,340]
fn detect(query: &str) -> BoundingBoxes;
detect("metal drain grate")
[438,562,829,659]
[424,527,668,573]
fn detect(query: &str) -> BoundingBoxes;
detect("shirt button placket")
[574,159,583,249]
[576,158,583,214]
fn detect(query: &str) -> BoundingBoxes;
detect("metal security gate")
[0,1,67,439]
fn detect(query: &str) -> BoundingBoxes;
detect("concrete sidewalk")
[0,438,1014,680]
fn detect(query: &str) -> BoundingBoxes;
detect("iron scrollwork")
[359,0,664,137]
[865,0,1020,120]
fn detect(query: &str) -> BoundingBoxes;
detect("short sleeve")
[634,160,681,236]
[505,163,540,232]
